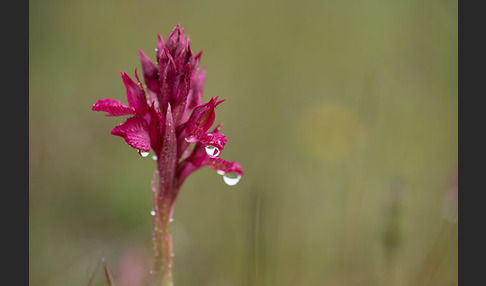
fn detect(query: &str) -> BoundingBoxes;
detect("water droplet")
[223,173,241,186]
[205,145,221,158]
[216,170,226,175]
[169,217,174,223]
[155,48,158,52]
[150,210,156,216]
[138,150,150,157]
[185,135,196,143]
[151,155,158,161]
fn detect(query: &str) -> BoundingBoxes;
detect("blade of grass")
[102,258,115,286]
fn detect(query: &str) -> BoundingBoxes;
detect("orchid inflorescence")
[93,24,243,187]
[92,24,243,285]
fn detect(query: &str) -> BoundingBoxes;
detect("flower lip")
[111,116,151,152]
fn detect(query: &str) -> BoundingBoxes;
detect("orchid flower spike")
[92,24,243,286]
[93,24,243,189]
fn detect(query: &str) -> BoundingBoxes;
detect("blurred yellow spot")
[298,102,365,162]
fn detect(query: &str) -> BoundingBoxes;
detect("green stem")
[151,172,175,286]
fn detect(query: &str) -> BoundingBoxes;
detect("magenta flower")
[92,24,243,285]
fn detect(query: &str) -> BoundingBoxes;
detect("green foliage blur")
[29,0,457,285]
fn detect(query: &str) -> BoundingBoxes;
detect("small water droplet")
[223,173,241,186]
[169,217,174,223]
[150,210,156,216]
[155,48,158,52]
[151,155,158,161]
[216,170,226,175]
[185,135,196,143]
[205,145,221,158]
[138,150,150,157]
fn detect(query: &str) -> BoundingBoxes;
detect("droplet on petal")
[205,145,221,158]
[138,150,150,157]
[185,135,197,143]
[223,173,241,186]
[151,155,158,161]
[150,210,156,216]
[216,170,225,175]
[169,217,174,223]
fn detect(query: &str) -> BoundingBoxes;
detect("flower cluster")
[92,24,243,190]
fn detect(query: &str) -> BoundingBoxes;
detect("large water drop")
[223,173,241,186]
[138,150,150,157]
[205,145,221,158]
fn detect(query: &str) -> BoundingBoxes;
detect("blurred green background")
[29,0,458,285]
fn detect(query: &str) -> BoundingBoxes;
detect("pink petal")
[189,127,227,152]
[206,158,244,175]
[121,72,150,116]
[111,116,151,152]
[92,98,135,116]
[166,24,186,60]
[159,47,177,113]
[139,49,159,107]
[186,97,224,133]
[172,63,192,125]
[148,105,165,155]
[186,68,205,112]
[155,33,164,64]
